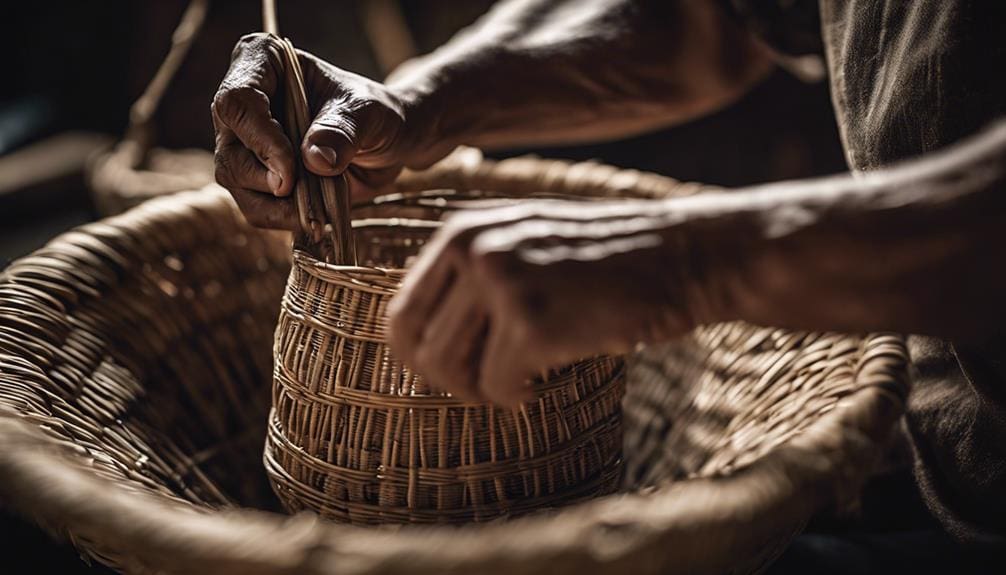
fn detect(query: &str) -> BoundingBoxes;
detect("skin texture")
[387,200,730,405]
[212,0,773,229]
[389,120,1006,405]
[212,34,413,230]
[212,0,1006,405]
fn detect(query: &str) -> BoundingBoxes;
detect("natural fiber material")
[267,218,625,524]
[267,28,356,265]
[89,145,216,215]
[0,186,290,513]
[624,327,909,495]
[0,154,910,573]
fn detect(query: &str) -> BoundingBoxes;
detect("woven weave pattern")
[624,326,909,490]
[0,188,291,520]
[266,219,625,523]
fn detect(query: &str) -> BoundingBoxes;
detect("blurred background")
[1,0,846,571]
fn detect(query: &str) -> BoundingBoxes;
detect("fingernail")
[267,170,283,195]
[309,144,338,170]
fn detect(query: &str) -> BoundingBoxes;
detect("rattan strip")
[264,0,355,264]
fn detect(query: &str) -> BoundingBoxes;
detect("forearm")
[388,0,772,163]
[700,120,1006,339]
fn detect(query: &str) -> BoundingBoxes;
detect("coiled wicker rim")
[0,153,911,574]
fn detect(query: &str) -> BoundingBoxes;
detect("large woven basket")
[0,154,909,574]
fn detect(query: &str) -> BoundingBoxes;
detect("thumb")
[301,100,360,176]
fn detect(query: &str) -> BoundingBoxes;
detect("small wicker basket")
[0,153,910,574]
[267,192,626,524]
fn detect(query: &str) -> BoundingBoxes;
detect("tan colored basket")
[0,155,909,574]
[267,199,625,524]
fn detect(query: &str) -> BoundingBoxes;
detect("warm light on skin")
[388,119,1006,404]
[214,0,1006,405]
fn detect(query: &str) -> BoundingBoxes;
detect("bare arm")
[212,0,773,229]
[389,119,1006,405]
[390,0,773,162]
[726,119,1006,339]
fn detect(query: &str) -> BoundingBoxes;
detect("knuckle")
[234,32,274,57]
[355,98,384,118]
[213,86,268,125]
[213,153,235,188]
[238,32,269,45]
[309,111,358,143]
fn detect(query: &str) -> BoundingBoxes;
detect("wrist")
[675,183,839,332]
[392,84,458,169]
[653,194,766,329]
[387,51,478,169]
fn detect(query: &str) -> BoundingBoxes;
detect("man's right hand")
[212,33,423,230]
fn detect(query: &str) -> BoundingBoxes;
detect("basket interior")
[0,195,291,513]
[338,191,598,268]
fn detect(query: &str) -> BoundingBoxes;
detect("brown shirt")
[726,0,1006,545]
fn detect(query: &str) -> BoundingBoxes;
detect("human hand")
[388,199,728,406]
[212,33,427,230]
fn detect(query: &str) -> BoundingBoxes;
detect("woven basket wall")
[267,203,625,524]
[0,155,910,575]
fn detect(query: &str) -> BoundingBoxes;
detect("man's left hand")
[388,199,719,406]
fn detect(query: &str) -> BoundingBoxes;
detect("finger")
[214,135,275,194]
[413,277,488,401]
[388,256,456,368]
[211,90,295,197]
[228,188,298,231]
[213,36,295,196]
[301,99,361,177]
[386,222,464,333]
[478,321,536,408]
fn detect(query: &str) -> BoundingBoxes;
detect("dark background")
[0,1,846,572]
